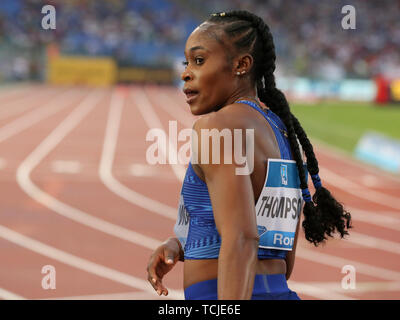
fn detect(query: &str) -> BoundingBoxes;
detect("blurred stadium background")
[1,0,399,82]
[0,0,399,300]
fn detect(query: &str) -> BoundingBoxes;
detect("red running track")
[0,84,399,300]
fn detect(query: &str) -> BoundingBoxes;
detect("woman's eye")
[182,58,203,67]
[195,57,204,65]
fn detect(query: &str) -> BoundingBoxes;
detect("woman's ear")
[235,54,253,76]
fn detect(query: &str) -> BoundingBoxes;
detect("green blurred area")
[291,101,400,153]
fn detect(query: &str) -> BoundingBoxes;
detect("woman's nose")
[181,69,192,82]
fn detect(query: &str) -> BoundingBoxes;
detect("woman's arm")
[193,112,259,300]
[210,166,259,300]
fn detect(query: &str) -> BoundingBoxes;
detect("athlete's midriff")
[183,258,286,289]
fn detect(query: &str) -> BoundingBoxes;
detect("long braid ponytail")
[208,10,352,246]
[291,114,352,240]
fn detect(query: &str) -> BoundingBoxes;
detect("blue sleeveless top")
[174,100,294,260]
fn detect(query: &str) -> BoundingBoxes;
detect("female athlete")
[146,10,352,300]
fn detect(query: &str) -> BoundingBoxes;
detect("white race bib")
[255,159,305,251]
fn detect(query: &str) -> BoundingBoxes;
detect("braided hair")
[207,10,352,246]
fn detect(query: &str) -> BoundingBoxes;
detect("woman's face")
[181,22,238,115]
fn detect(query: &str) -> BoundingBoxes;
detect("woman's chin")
[188,103,204,115]
[189,103,216,116]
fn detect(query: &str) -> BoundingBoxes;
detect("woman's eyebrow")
[184,45,210,56]
[189,45,209,52]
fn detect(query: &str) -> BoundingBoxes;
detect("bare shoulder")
[192,103,252,133]
[191,103,257,171]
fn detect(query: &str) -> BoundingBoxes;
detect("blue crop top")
[174,100,300,260]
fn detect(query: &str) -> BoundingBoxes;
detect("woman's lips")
[184,91,199,104]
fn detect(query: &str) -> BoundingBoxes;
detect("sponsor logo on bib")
[281,164,288,186]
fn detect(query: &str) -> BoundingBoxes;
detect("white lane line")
[0,89,81,144]
[297,247,400,281]
[0,87,58,121]
[133,88,186,181]
[42,290,166,300]
[320,166,400,211]
[129,164,173,178]
[51,160,82,174]
[0,225,183,300]
[0,287,26,300]
[349,207,400,232]
[16,90,161,250]
[360,174,381,188]
[347,231,400,255]
[99,90,177,220]
[288,281,355,300]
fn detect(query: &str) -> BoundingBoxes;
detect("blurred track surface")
[0,84,399,300]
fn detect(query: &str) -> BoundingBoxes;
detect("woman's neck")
[223,86,258,108]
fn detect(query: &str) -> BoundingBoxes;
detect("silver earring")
[236,71,241,75]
